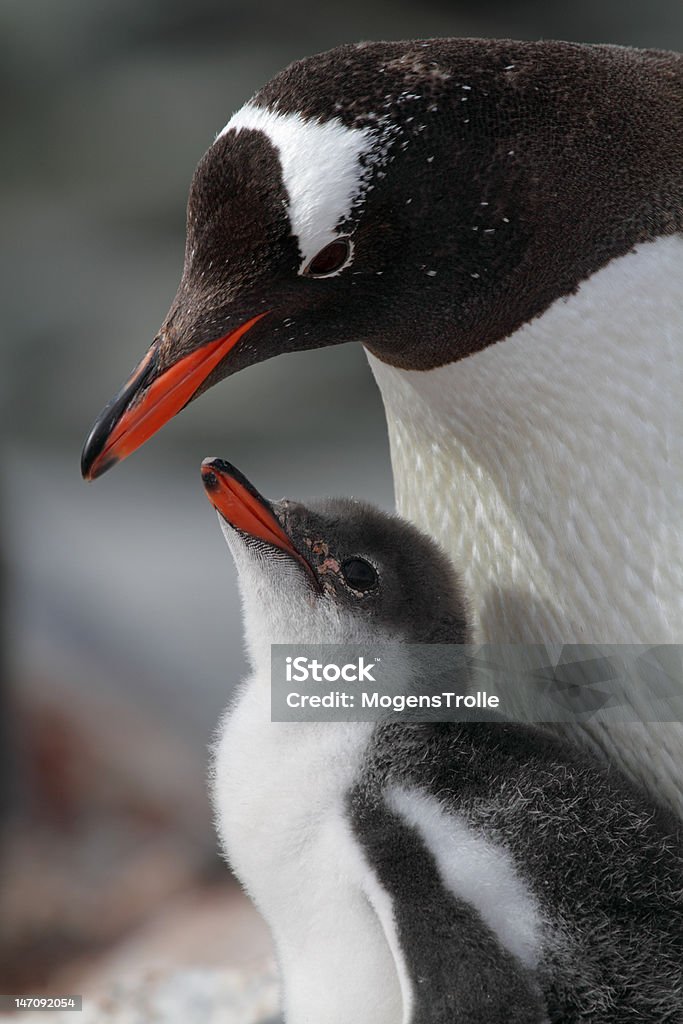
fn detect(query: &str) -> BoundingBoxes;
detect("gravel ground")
[1,966,280,1024]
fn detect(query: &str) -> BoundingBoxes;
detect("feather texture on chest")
[368,235,683,646]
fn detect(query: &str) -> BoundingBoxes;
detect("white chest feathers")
[211,683,404,1024]
[368,234,683,646]
[367,235,683,818]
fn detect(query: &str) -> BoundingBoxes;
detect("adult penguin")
[81,39,683,811]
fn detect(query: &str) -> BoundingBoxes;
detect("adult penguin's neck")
[368,235,683,644]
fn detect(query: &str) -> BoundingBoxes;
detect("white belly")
[367,234,683,814]
[211,681,404,1024]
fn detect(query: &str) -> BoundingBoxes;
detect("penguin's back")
[349,721,683,1022]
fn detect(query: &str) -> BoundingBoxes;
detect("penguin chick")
[201,458,683,1024]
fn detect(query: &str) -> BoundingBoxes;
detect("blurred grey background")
[2,0,683,996]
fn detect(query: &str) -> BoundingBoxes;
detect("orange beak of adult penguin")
[200,458,320,590]
[80,313,269,481]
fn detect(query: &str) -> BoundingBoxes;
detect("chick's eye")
[341,557,377,592]
[304,238,351,277]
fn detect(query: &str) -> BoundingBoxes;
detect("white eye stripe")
[220,104,382,274]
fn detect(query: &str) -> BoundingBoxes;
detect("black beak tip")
[201,468,219,491]
[80,421,114,481]
[200,458,266,506]
[82,451,118,481]
[80,452,93,481]
[80,345,160,482]
[80,435,100,481]
[201,457,239,488]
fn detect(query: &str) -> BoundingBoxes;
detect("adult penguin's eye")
[341,557,378,592]
[303,238,352,277]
